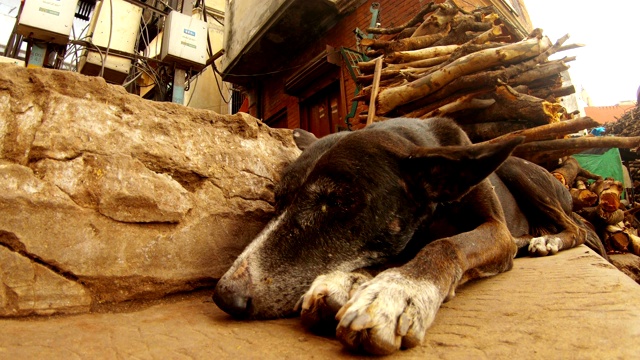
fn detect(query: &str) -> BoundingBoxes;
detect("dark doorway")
[265,108,288,129]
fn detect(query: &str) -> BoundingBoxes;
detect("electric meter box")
[17,0,79,44]
[79,0,142,83]
[161,11,208,70]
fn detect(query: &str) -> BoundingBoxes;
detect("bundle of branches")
[604,104,640,137]
[352,0,640,170]
[353,0,581,141]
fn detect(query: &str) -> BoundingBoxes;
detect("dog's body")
[214,117,593,355]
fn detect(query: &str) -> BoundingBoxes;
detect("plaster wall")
[219,0,288,73]
[184,2,231,114]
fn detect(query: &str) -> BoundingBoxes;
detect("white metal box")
[161,11,208,70]
[16,0,79,44]
[79,0,142,83]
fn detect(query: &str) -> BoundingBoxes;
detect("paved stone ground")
[1,246,639,359]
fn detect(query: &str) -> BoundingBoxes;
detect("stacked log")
[352,0,640,167]
[353,0,640,167]
[353,0,579,142]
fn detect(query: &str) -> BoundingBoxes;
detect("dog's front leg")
[296,271,372,332]
[335,220,516,355]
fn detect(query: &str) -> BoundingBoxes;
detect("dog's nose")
[213,259,254,318]
[213,282,252,318]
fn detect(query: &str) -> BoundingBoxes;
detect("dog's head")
[213,118,522,319]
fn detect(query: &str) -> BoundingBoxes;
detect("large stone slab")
[1,246,638,358]
[0,64,300,316]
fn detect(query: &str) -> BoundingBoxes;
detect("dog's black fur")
[213,117,595,355]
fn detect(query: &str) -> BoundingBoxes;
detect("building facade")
[220,0,533,137]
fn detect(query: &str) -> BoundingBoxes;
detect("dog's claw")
[335,271,443,355]
[349,312,372,331]
[293,295,304,312]
[397,313,411,336]
[301,284,328,310]
[298,271,370,331]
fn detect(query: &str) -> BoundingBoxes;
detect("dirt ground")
[1,246,640,359]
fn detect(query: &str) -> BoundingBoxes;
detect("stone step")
[1,245,639,359]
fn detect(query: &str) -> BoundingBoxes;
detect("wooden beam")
[366,56,383,126]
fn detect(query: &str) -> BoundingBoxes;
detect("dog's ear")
[292,129,318,151]
[402,137,524,202]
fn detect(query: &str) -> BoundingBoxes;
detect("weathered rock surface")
[1,246,639,359]
[0,63,300,316]
[610,253,640,284]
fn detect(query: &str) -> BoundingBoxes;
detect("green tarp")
[572,148,624,184]
[573,148,629,199]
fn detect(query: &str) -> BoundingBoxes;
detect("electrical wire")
[65,21,91,71]
[213,64,305,78]
[99,0,114,78]
[122,70,143,87]
[213,67,230,104]
[185,72,198,106]
[70,39,105,71]
[199,0,214,58]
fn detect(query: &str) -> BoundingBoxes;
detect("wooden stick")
[360,32,445,52]
[384,55,449,70]
[486,117,599,143]
[412,0,458,37]
[512,136,640,164]
[385,45,459,64]
[421,94,495,118]
[366,57,384,126]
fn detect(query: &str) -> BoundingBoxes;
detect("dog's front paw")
[296,271,370,332]
[529,236,561,256]
[335,272,443,355]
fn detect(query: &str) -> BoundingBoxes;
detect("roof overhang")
[220,0,363,85]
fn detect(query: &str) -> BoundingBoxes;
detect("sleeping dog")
[213,117,593,355]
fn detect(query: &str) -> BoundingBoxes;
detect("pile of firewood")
[354,0,581,141]
[551,157,640,257]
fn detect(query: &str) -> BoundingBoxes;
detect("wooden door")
[301,82,343,138]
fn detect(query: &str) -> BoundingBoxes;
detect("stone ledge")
[1,245,639,358]
[0,64,300,314]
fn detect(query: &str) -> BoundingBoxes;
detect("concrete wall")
[558,70,583,117]
[183,1,231,114]
[219,0,288,74]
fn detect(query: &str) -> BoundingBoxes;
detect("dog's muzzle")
[213,282,252,318]
[213,259,254,318]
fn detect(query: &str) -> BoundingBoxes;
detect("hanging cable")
[213,65,230,104]
[99,0,114,78]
